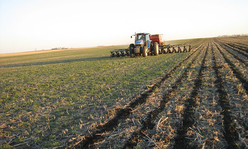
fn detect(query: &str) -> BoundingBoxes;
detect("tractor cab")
[129,33,154,57]
[133,33,151,47]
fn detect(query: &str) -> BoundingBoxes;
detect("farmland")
[1,37,248,148]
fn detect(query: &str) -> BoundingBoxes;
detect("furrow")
[216,41,248,67]
[122,44,206,149]
[227,43,248,53]
[176,41,228,148]
[173,43,208,148]
[211,43,240,148]
[214,42,248,95]
[68,44,204,148]
[217,40,248,59]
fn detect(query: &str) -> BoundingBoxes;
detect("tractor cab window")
[145,34,149,41]
[136,34,145,40]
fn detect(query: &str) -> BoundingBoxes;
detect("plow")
[110,33,191,57]
[110,49,130,57]
[162,44,192,53]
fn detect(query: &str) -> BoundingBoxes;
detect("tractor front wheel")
[129,44,135,58]
[130,52,135,58]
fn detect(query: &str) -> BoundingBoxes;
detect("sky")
[0,0,248,54]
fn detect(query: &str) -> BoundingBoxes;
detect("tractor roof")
[136,33,150,35]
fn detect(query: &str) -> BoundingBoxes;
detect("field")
[1,37,248,148]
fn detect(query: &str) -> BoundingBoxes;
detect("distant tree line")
[51,47,69,50]
[218,34,248,37]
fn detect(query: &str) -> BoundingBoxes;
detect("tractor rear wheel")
[154,42,159,56]
[130,51,135,58]
[143,48,148,57]
[129,44,135,58]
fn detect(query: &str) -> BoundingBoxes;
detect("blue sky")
[0,0,248,54]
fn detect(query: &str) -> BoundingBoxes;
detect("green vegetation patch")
[0,41,196,147]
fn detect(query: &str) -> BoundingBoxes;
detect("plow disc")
[160,44,192,54]
[110,49,130,57]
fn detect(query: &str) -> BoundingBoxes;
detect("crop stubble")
[69,43,204,148]
[71,43,206,148]
[73,39,248,148]
[1,37,248,148]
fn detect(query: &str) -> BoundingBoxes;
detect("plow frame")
[110,49,130,57]
[159,44,192,54]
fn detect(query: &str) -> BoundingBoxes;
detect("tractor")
[110,33,191,57]
[129,33,159,57]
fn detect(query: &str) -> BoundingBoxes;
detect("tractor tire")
[130,49,135,58]
[129,44,135,58]
[143,48,148,57]
[154,42,159,56]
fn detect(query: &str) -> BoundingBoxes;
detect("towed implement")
[110,49,130,57]
[161,44,192,53]
[110,33,191,57]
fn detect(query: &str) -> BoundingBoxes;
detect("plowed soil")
[1,37,248,149]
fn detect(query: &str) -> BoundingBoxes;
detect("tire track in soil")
[233,42,248,48]
[214,42,248,147]
[217,40,248,59]
[211,43,240,149]
[214,42,248,95]
[68,44,204,148]
[226,42,248,54]
[173,43,209,149]
[122,44,206,149]
[216,41,248,67]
